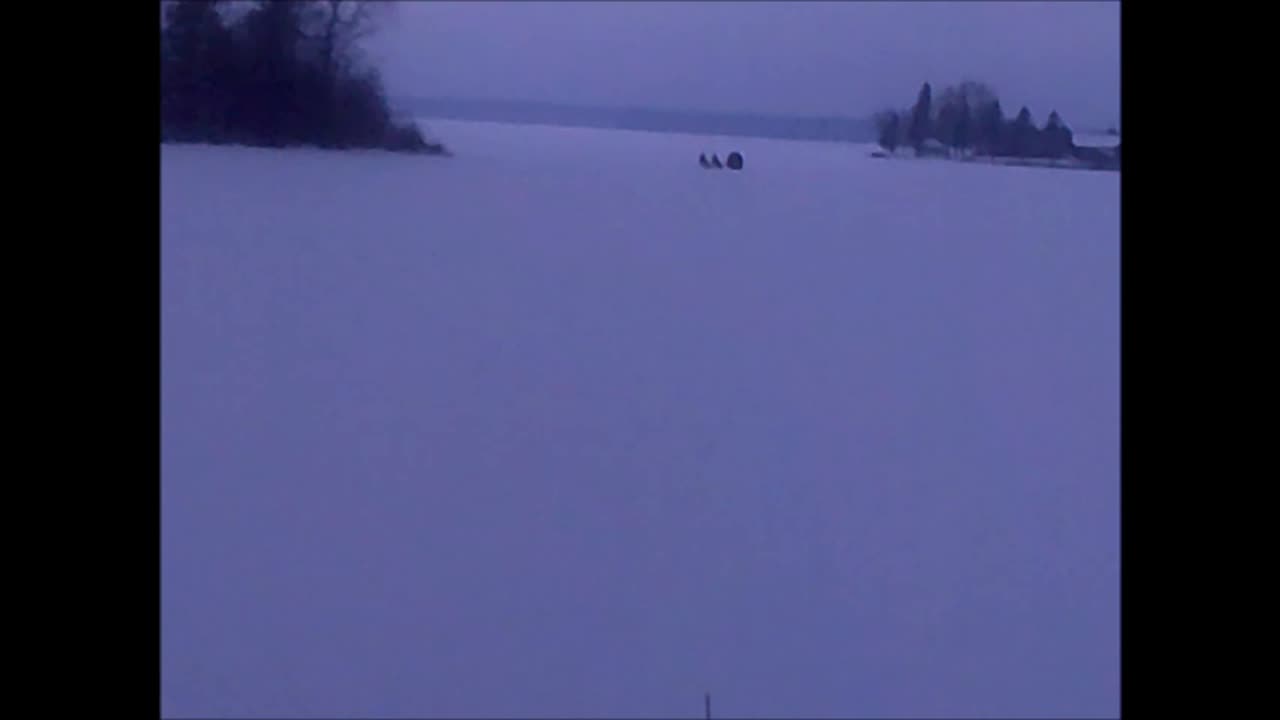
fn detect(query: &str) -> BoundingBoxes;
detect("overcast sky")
[370,1,1120,128]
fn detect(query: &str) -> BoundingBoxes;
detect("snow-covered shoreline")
[871,150,1119,172]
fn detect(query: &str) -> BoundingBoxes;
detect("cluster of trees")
[875,81,1080,161]
[161,1,444,154]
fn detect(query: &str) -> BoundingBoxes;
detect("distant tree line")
[875,81,1116,167]
[161,0,445,154]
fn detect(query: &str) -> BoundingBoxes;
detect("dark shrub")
[384,123,429,152]
[874,110,900,152]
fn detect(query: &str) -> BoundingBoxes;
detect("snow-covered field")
[162,119,1119,718]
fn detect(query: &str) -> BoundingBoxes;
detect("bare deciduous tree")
[161,0,441,154]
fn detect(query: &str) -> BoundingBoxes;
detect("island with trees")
[873,81,1118,171]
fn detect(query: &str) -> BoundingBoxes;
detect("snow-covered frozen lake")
[162,119,1119,718]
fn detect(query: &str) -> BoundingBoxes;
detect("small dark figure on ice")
[700,151,742,170]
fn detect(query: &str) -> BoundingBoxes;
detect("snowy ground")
[162,119,1119,718]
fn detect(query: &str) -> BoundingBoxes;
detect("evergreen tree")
[908,82,933,154]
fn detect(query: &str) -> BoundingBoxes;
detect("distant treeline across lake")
[397,97,876,144]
